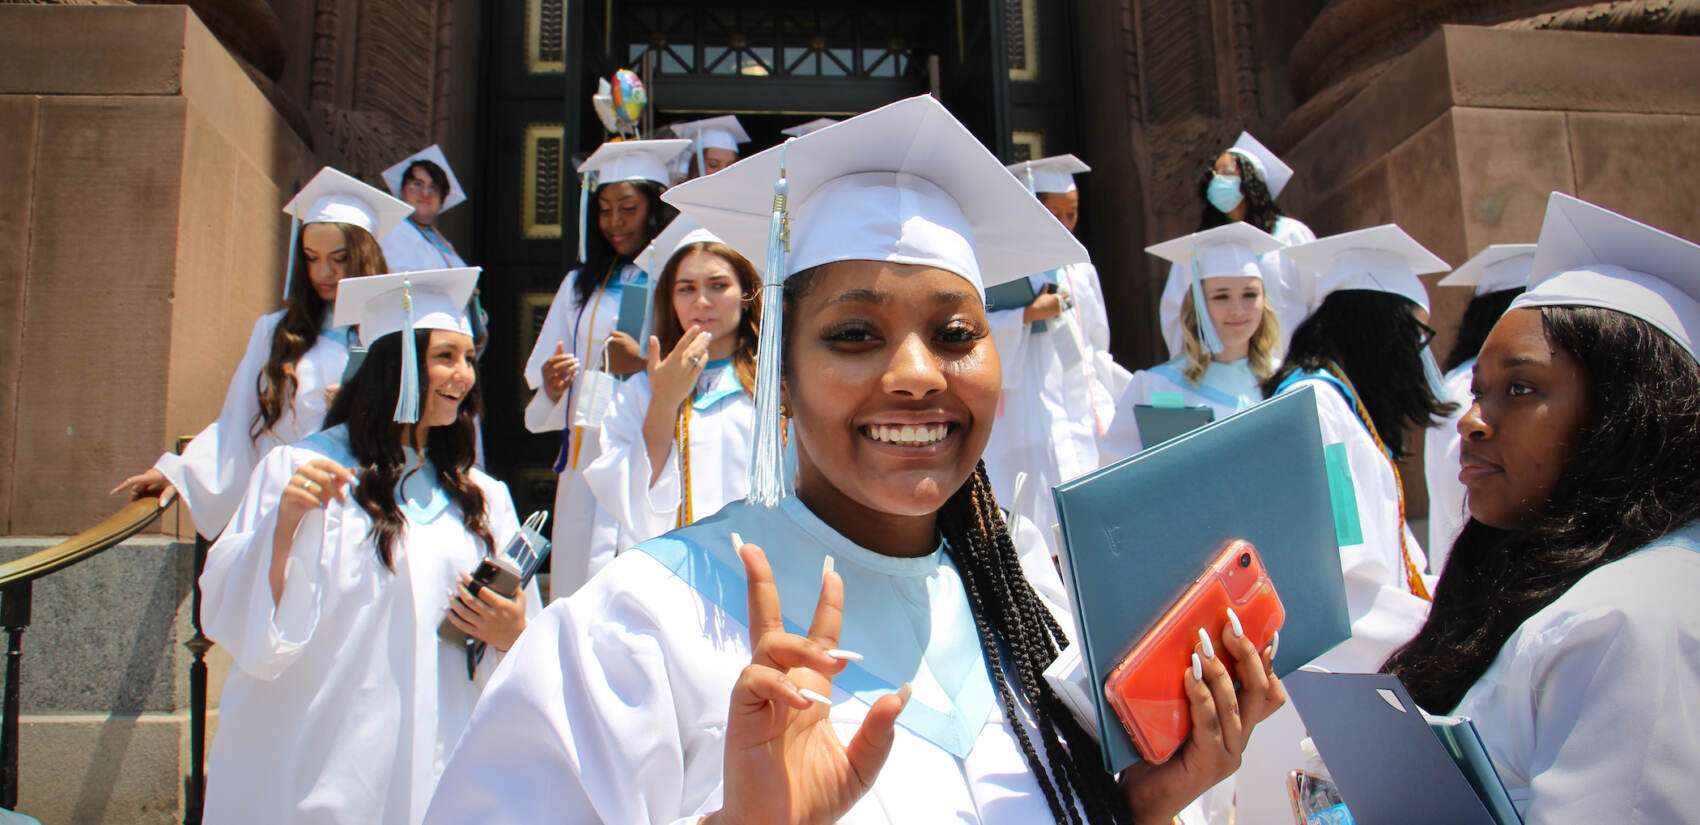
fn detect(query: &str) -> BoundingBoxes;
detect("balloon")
[611,69,647,127]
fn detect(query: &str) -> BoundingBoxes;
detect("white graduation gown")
[198,424,542,825]
[153,310,353,539]
[1422,360,1474,572]
[1099,355,1264,460]
[522,261,648,596]
[422,496,1099,825]
[582,361,753,553]
[983,262,1130,548]
[1160,216,1315,357]
[380,220,468,272]
[1452,527,1700,825]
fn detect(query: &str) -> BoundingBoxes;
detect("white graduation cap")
[381,144,467,212]
[780,117,838,138]
[662,93,1088,507]
[1146,223,1284,355]
[1225,131,1294,200]
[1285,224,1450,314]
[573,138,691,263]
[279,167,413,301]
[1438,243,1535,296]
[1510,192,1700,361]
[639,215,744,278]
[332,267,481,423]
[671,115,751,179]
[1007,154,1091,195]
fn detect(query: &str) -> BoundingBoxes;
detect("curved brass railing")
[0,494,170,589]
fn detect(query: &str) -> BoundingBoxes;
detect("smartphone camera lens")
[1239,553,1252,568]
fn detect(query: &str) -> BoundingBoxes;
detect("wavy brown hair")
[252,222,387,440]
[1178,284,1281,384]
[651,241,761,396]
[323,329,492,569]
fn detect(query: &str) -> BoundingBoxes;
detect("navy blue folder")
[1051,386,1351,773]
[1285,671,1519,825]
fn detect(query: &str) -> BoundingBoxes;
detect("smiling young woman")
[425,95,1280,825]
[197,269,540,825]
[1382,194,1700,823]
[112,167,404,540]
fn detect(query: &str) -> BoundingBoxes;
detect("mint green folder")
[1051,386,1350,773]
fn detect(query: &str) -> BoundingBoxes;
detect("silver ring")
[299,478,314,491]
[687,355,702,368]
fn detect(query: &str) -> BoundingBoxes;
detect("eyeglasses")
[1416,321,1437,349]
[401,178,439,195]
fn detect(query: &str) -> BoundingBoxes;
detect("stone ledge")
[14,712,186,825]
[0,6,188,96]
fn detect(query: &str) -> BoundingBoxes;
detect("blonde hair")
[1178,285,1281,384]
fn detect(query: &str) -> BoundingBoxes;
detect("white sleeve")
[153,313,277,538]
[1159,260,1188,358]
[524,273,585,434]
[197,444,334,681]
[583,376,682,550]
[1097,371,1153,462]
[987,307,1031,390]
[422,564,724,825]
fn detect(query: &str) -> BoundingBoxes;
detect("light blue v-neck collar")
[693,358,743,410]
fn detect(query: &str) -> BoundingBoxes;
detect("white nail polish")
[1191,653,1203,681]
[896,683,913,704]
[1227,608,1244,638]
[730,532,744,554]
[826,648,864,662]
[798,688,831,707]
[1198,627,1216,659]
[1271,630,1281,660]
[822,555,835,578]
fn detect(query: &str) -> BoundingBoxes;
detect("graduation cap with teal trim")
[280,167,413,300]
[331,268,480,423]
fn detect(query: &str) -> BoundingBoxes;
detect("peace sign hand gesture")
[704,536,912,825]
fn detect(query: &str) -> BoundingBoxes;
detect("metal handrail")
[0,494,170,589]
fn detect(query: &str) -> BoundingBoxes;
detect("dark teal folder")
[985,277,1046,332]
[1051,386,1350,773]
[1132,404,1214,449]
[616,280,651,341]
[1286,671,1520,825]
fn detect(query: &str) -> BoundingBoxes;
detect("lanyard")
[1322,363,1432,601]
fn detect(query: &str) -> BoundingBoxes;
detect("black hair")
[570,179,676,308]
[783,266,1131,824]
[1195,153,1283,235]
[404,159,451,199]
[1443,288,1524,372]
[1385,306,1700,712]
[324,329,493,569]
[1261,290,1456,459]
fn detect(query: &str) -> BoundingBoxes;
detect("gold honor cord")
[1325,363,1433,601]
[674,396,694,529]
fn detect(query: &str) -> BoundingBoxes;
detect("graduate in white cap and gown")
[424,95,1284,825]
[671,114,751,180]
[522,138,688,595]
[1101,223,1285,457]
[379,145,469,272]
[582,216,764,552]
[1422,244,1531,570]
[112,168,410,538]
[198,267,541,825]
[983,154,1129,550]
[1159,132,1314,357]
[1384,193,1700,823]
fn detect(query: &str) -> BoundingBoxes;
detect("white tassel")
[694,135,706,180]
[577,172,594,265]
[1189,257,1223,356]
[747,140,793,508]
[1022,163,1036,196]
[394,279,420,423]
[282,216,301,300]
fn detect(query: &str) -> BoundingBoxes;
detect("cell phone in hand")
[437,554,522,647]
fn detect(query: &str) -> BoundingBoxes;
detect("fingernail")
[1227,607,1244,638]
[1191,653,1203,681]
[896,683,913,704]
[1198,627,1215,659]
[798,688,831,707]
[730,532,744,554]
[1271,630,1280,660]
[822,555,835,578]
[826,648,863,662]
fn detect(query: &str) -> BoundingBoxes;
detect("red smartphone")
[1103,539,1284,764]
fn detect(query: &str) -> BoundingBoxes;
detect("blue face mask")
[1207,174,1244,214]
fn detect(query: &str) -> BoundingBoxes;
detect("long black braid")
[938,463,1132,825]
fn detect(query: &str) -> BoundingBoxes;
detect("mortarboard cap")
[382,144,467,212]
[1511,192,1700,362]
[579,139,691,186]
[1146,222,1284,355]
[662,94,1088,508]
[1285,224,1449,314]
[780,117,839,138]
[1225,132,1294,200]
[670,115,751,153]
[331,267,481,423]
[280,167,413,300]
[1437,244,1534,296]
[639,215,752,278]
[1007,154,1091,194]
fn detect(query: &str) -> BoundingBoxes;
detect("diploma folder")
[1132,404,1215,449]
[615,280,653,348]
[1051,386,1351,773]
[1285,670,1521,825]
[984,277,1047,332]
